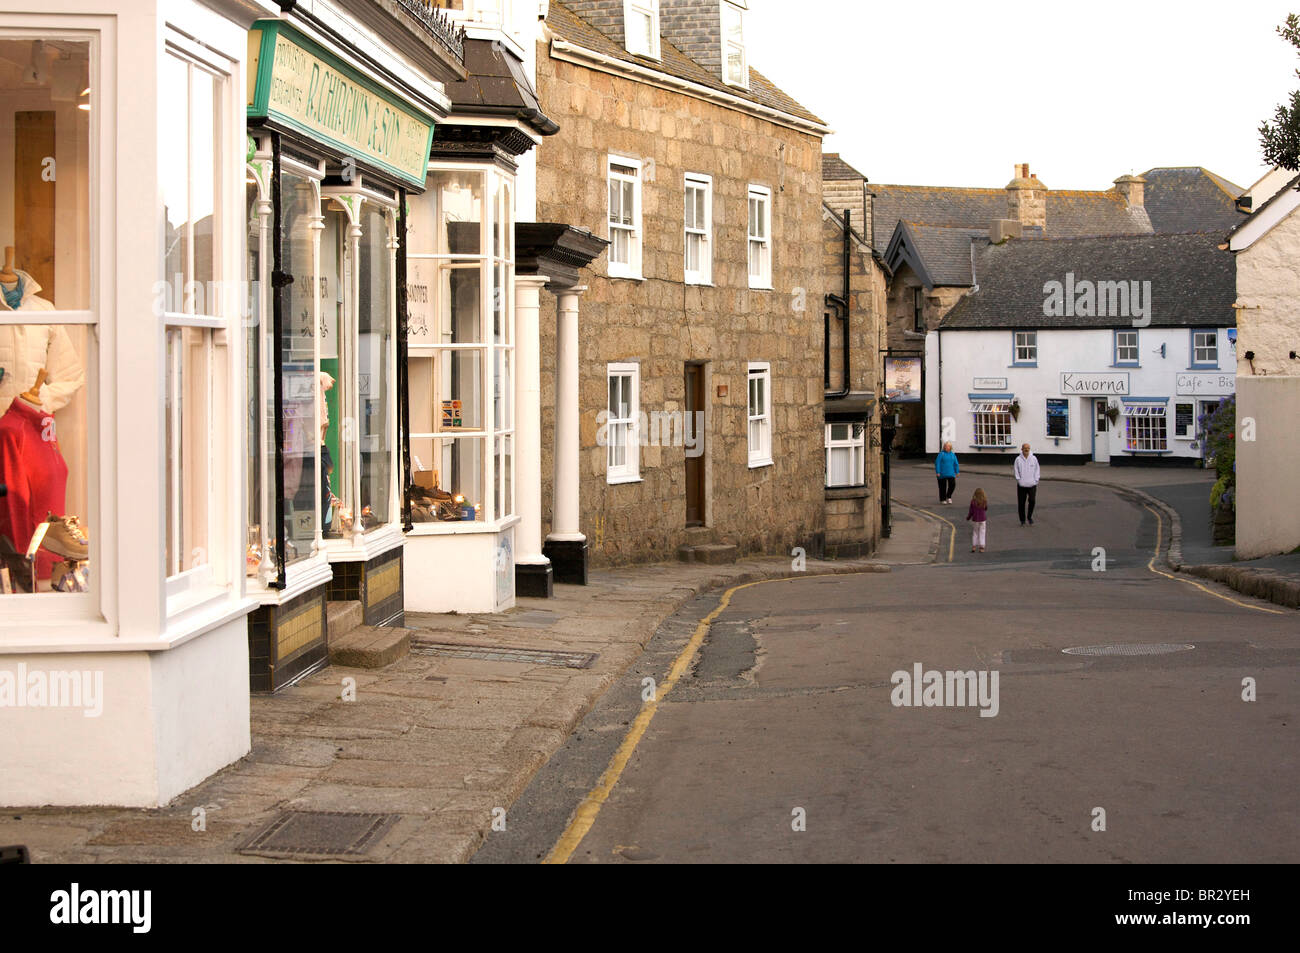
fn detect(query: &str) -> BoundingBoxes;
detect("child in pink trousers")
[966,487,988,552]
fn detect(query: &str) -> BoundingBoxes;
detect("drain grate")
[1062,643,1195,657]
[409,639,596,669]
[239,811,399,857]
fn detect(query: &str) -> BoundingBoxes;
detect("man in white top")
[1014,442,1041,526]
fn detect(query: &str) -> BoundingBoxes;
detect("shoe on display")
[40,513,89,560]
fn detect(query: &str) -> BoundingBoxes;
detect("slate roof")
[1140,167,1248,234]
[939,232,1235,330]
[823,153,867,181]
[549,1,823,126]
[890,223,986,286]
[444,39,558,135]
[869,184,1153,257]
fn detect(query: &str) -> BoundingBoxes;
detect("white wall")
[1236,377,1300,559]
[1236,208,1300,378]
[926,327,1236,459]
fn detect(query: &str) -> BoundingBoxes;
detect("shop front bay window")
[407,166,515,528]
[0,35,93,603]
[245,143,402,591]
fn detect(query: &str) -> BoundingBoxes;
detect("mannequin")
[0,367,70,579]
[0,246,85,416]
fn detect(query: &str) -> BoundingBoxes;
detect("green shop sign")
[247,21,434,190]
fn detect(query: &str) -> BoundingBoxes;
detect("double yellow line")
[1143,504,1284,615]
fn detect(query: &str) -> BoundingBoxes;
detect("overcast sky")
[745,0,1298,192]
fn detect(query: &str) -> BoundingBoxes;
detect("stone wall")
[535,48,827,567]
[822,209,887,553]
[883,265,966,453]
[1236,209,1300,377]
[823,180,867,245]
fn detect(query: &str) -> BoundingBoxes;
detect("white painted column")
[515,275,551,567]
[548,286,586,542]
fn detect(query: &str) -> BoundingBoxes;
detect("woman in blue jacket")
[935,441,959,504]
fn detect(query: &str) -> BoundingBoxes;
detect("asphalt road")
[473,474,1299,863]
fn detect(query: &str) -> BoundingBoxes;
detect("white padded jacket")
[0,271,85,415]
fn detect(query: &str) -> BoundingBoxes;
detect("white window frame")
[606,363,641,483]
[1114,329,1139,366]
[747,361,772,467]
[1013,330,1037,365]
[1192,329,1218,368]
[721,0,748,89]
[684,172,712,285]
[160,29,240,619]
[406,164,516,535]
[825,422,865,487]
[624,0,660,59]
[607,155,643,280]
[1122,402,1168,452]
[971,401,1014,448]
[747,184,772,289]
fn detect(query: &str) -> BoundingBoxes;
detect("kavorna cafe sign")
[247,22,435,191]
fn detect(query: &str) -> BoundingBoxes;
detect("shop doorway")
[1092,398,1111,462]
[685,362,706,526]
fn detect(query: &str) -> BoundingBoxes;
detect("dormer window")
[625,0,660,59]
[722,0,747,88]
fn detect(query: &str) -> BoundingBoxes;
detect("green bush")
[1199,397,1236,509]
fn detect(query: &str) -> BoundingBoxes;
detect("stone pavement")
[1,537,929,864]
[904,457,1300,611]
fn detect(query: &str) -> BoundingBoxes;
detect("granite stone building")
[531,0,832,568]
[821,154,888,554]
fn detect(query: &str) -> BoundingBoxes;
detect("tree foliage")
[1260,14,1300,172]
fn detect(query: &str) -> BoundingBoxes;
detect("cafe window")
[0,33,93,603]
[407,165,515,526]
[1123,402,1168,452]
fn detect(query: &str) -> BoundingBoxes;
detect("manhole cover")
[409,639,596,669]
[239,811,399,857]
[1062,643,1195,657]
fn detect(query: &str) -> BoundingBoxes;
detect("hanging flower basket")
[1009,398,1021,421]
[1104,402,1120,424]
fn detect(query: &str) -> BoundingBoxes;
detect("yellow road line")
[896,499,955,563]
[1143,504,1285,615]
[542,571,873,864]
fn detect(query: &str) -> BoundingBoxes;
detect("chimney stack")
[1006,162,1047,231]
[1113,173,1146,210]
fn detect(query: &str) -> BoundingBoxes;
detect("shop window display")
[0,37,92,596]
[407,167,514,525]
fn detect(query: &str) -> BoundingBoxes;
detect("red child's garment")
[0,397,68,578]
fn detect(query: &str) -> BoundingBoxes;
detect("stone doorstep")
[677,542,738,565]
[328,625,414,669]
[327,600,364,641]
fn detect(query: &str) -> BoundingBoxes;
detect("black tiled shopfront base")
[326,550,405,627]
[515,562,553,599]
[247,586,329,693]
[543,538,588,586]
